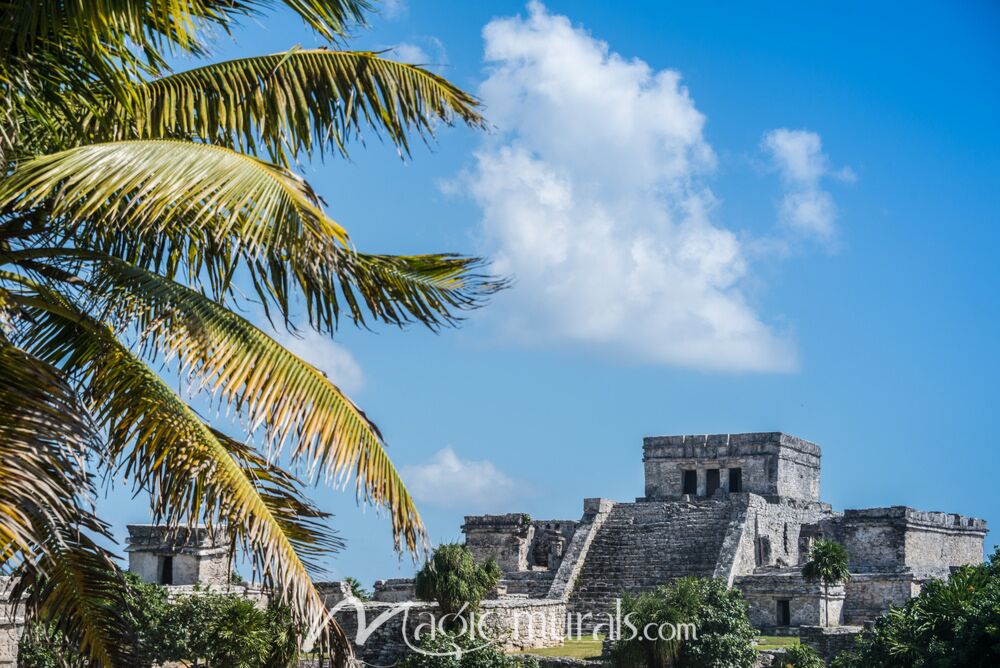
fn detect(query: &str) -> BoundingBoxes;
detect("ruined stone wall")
[835,507,987,577]
[799,625,864,664]
[719,494,836,582]
[332,598,566,665]
[842,573,919,625]
[463,514,534,572]
[0,577,22,668]
[642,433,821,502]
[735,572,844,629]
[372,578,417,603]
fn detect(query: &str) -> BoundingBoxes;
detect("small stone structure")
[462,432,988,639]
[126,524,230,586]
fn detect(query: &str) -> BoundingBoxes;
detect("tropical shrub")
[779,643,824,668]
[609,577,757,668]
[415,544,503,620]
[19,572,169,668]
[19,585,303,668]
[831,546,1000,667]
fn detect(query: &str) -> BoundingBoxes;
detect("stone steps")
[566,500,733,629]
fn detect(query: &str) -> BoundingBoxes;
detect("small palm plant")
[802,539,851,626]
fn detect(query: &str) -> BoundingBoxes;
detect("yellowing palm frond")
[85,257,424,550]
[15,294,352,658]
[0,139,346,247]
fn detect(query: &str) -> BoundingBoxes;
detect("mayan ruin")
[459,432,988,635]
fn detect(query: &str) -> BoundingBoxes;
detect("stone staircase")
[567,499,735,626]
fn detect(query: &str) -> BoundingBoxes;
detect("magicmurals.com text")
[303,599,697,657]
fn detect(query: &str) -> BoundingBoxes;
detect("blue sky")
[110,1,999,587]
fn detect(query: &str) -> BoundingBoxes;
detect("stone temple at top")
[462,432,988,631]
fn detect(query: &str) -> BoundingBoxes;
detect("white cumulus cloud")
[458,2,797,372]
[273,330,365,395]
[393,42,431,64]
[401,448,520,510]
[762,128,850,242]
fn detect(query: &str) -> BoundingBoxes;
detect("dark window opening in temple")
[160,556,174,585]
[729,467,743,492]
[706,468,721,496]
[682,469,697,495]
[777,599,791,626]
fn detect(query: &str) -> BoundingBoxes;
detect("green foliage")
[832,546,1000,668]
[17,622,88,668]
[414,544,503,619]
[0,0,494,662]
[609,577,757,668]
[801,540,851,588]
[397,630,538,668]
[18,583,304,668]
[345,576,372,601]
[778,644,824,668]
[802,539,851,627]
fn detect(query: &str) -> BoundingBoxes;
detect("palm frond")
[0,139,346,246]
[11,288,353,658]
[104,49,484,163]
[11,522,133,667]
[0,342,132,666]
[0,1,369,62]
[85,256,424,552]
[0,342,98,562]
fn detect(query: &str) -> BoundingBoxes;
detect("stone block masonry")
[462,431,989,636]
[0,577,23,668]
[642,432,822,502]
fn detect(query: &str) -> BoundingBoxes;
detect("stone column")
[696,468,706,497]
[720,468,730,494]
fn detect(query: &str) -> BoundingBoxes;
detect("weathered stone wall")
[463,514,534,572]
[842,573,919,625]
[0,577,23,668]
[716,494,836,586]
[163,583,270,609]
[503,572,556,598]
[530,520,579,571]
[835,507,986,577]
[735,571,844,629]
[126,524,230,586]
[799,625,863,664]
[332,598,566,665]
[642,433,821,502]
[372,578,417,603]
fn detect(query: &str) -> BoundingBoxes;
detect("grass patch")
[754,635,800,651]
[515,636,604,659]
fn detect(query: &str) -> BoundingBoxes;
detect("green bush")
[832,546,1000,667]
[779,644,824,668]
[17,578,303,668]
[397,630,538,668]
[18,572,169,668]
[414,544,502,620]
[609,577,757,668]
